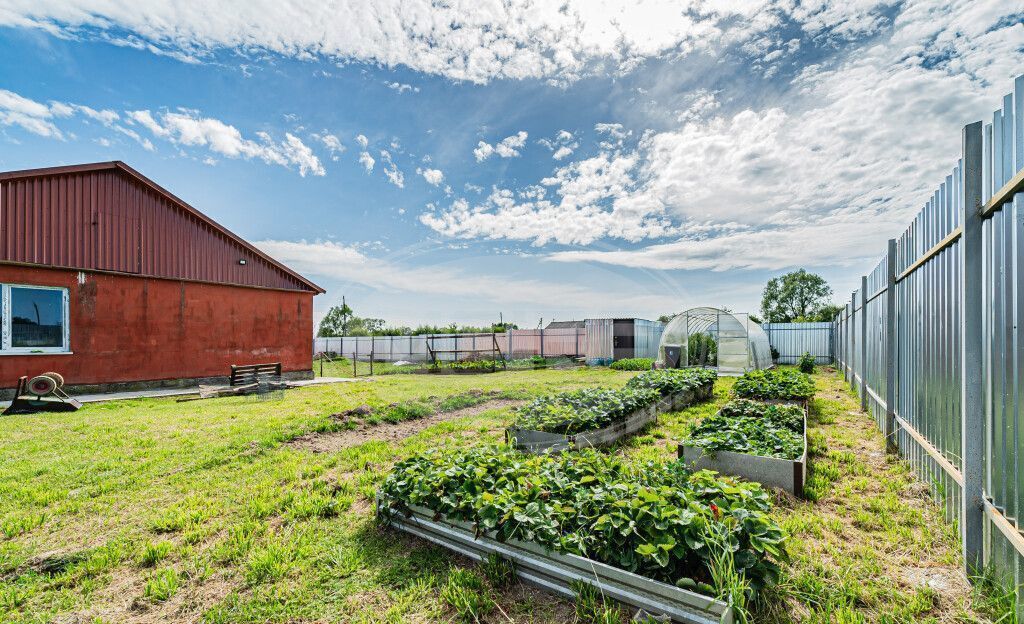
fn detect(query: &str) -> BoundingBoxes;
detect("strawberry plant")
[625,368,716,396]
[512,387,660,435]
[683,399,805,460]
[379,446,787,592]
[732,368,814,400]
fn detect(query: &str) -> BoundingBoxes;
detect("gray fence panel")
[761,322,832,364]
[836,74,1024,610]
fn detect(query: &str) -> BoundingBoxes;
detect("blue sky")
[0,1,1021,328]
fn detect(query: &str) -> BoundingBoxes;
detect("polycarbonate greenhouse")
[656,307,773,375]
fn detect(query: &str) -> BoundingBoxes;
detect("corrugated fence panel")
[981,80,1024,600]
[894,162,963,527]
[864,255,889,432]
[761,322,832,364]
[633,319,665,360]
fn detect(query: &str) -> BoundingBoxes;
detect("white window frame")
[1,283,71,354]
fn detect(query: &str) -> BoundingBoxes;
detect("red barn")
[0,161,323,397]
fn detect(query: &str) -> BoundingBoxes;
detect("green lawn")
[0,367,1003,622]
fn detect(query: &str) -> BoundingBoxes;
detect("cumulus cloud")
[355,133,369,149]
[417,167,444,186]
[0,1,815,84]
[127,108,325,176]
[358,150,375,172]
[379,149,404,187]
[474,130,528,161]
[538,129,578,160]
[421,148,678,246]
[0,89,69,138]
[0,89,154,149]
[424,0,1024,271]
[386,81,419,93]
[313,131,345,160]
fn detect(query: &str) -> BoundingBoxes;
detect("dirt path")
[289,399,524,453]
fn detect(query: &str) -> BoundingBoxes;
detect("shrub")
[798,352,816,374]
[733,368,814,401]
[610,358,653,371]
[625,368,717,396]
[683,399,805,460]
[379,446,787,592]
[512,387,660,435]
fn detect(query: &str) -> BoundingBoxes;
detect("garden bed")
[377,446,785,624]
[678,399,808,497]
[378,499,733,624]
[508,370,715,453]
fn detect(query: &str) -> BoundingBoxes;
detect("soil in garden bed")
[289,398,525,452]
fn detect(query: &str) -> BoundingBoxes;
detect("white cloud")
[355,133,368,149]
[422,147,678,246]
[417,167,444,186]
[0,89,68,138]
[358,151,375,172]
[474,130,528,161]
[386,81,419,93]
[313,131,345,160]
[0,1,802,84]
[0,90,153,149]
[552,146,574,160]
[539,129,578,160]
[127,109,325,176]
[380,150,404,187]
[425,0,1024,272]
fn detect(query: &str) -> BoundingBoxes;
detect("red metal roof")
[0,161,324,293]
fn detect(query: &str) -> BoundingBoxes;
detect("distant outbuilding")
[0,161,323,397]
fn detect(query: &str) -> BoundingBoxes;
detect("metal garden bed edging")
[378,500,732,624]
[508,382,713,454]
[677,400,808,497]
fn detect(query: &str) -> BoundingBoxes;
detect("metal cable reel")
[27,374,61,397]
[3,371,81,415]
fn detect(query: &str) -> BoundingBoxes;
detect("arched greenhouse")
[656,307,773,375]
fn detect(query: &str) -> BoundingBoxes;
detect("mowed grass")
[0,366,1000,622]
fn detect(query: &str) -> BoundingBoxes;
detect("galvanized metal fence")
[313,328,586,363]
[834,74,1024,605]
[761,322,833,364]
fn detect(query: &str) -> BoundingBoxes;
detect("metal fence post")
[885,239,898,453]
[960,120,985,575]
[860,276,868,411]
[540,329,545,359]
[849,293,857,391]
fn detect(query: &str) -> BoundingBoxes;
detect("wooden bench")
[230,362,282,387]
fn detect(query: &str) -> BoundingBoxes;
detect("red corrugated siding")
[0,167,316,292]
[0,264,313,385]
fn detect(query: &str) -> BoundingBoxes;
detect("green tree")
[317,302,353,337]
[760,270,837,323]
